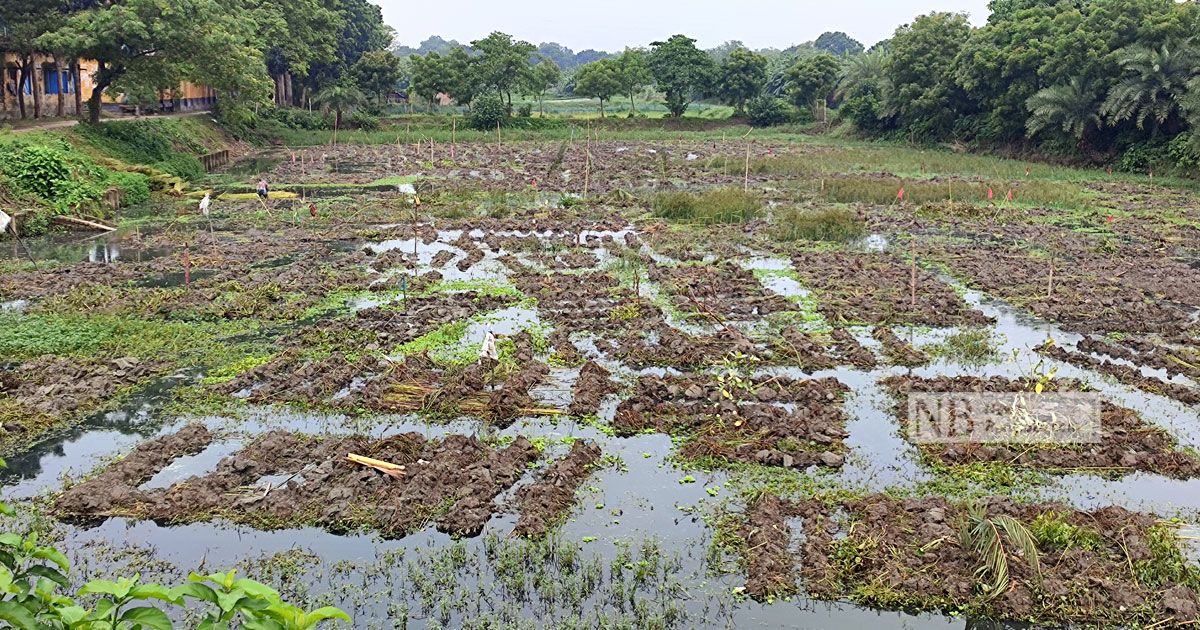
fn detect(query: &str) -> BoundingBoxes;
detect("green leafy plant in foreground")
[0,459,350,629]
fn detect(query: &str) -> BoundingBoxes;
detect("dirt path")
[8,110,212,134]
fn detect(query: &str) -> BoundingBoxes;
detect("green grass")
[823,176,1087,209]
[0,310,263,365]
[651,188,762,225]
[770,206,865,242]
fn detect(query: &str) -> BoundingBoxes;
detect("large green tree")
[886,11,974,139]
[471,31,537,109]
[442,47,481,107]
[1026,77,1102,150]
[717,48,768,116]
[574,59,622,117]
[613,48,652,115]
[409,52,448,111]
[0,0,59,118]
[526,58,561,116]
[251,0,339,107]
[785,53,841,121]
[39,0,267,124]
[648,35,716,117]
[353,50,404,103]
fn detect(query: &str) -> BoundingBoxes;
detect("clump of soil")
[55,428,547,539]
[828,328,877,368]
[568,361,621,416]
[773,328,835,370]
[614,375,849,469]
[742,494,802,599]
[882,375,1200,477]
[513,440,602,537]
[1077,336,1200,381]
[789,251,991,326]
[872,327,928,366]
[1037,342,1200,406]
[791,493,1200,626]
[649,262,796,320]
[0,356,165,447]
[932,239,1199,337]
[55,424,214,515]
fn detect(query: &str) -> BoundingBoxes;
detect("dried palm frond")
[959,502,1043,598]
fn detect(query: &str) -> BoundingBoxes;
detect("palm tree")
[312,84,366,145]
[1025,77,1101,149]
[1100,42,1197,135]
[835,48,890,102]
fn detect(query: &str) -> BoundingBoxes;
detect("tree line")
[0,0,396,124]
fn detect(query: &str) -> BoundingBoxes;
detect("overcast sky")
[380,0,992,52]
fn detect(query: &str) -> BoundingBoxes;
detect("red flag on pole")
[987,187,994,201]
[1006,190,1014,202]
[897,187,905,201]
[1106,215,1115,223]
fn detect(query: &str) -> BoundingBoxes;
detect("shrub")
[516,102,533,118]
[349,110,381,131]
[651,187,762,224]
[1167,134,1200,174]
[106,171,151,205]
[746,96,790,127]
[1116,142,1162,173]
[469,93,508,131]
[155,154,205,182]
[771,206,865,242]
[270,107,332,131]
[0,145,70,199]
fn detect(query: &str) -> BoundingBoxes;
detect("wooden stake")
[743,143,751,192]
[1047,256,1054,298]
[909,239,917,308]
[496,120,501,149]
[584,148,591,199]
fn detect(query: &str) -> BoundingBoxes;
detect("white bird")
[479,331,499,362]
[0,210,11,234]
[198,193,211,217]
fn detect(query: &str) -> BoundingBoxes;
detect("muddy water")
[4,225,1197,628]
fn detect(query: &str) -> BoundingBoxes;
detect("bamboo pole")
[910,238,917,308]
[743,143,750,192]
[1047,255,1054,298]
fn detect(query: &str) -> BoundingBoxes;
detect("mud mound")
[743,495,801,600]
[513,440,602,537]
[790,251,990,326]
[568,361,621,416]
[793,493,1200,626]
[882,375,1200,477]
[872,327,928,366]
[54,424,214,515]
[615,375,849,469]
[55,428,543,539]
[1037,343,1200,406]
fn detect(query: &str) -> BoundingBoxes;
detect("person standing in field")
[255,179,270,211]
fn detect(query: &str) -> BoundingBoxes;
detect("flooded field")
[2,136,1199,628]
